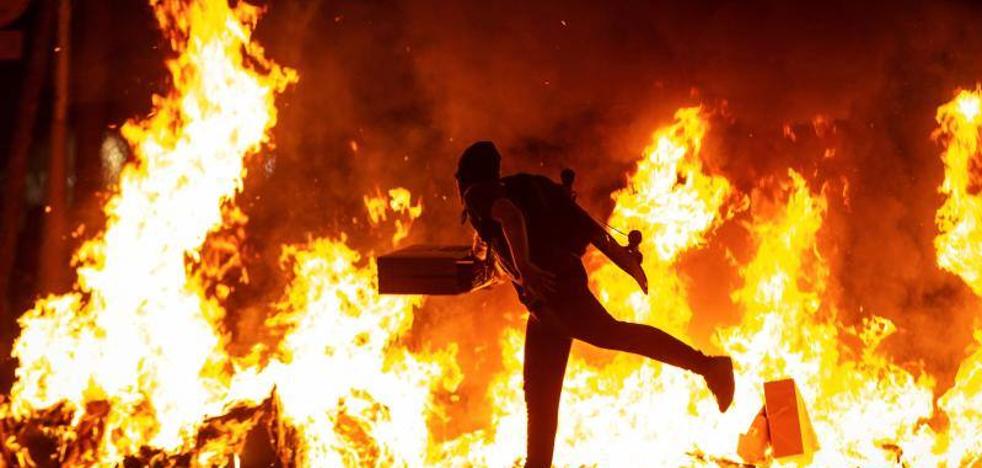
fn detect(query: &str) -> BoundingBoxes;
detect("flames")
[935,89,982,294]
[251,237,457,466]
[718,171,937,466]
[8,0,294,463]
[595,106,734,334]
[935,88,982,466]
[5,0,982,466]
[364,188,423,246]
[446,109,936,466]
[2,0,459,464]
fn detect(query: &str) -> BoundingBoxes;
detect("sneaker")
[704,356,735,412]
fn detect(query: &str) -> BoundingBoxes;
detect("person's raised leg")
[556,287,734,411]
[523,313,572,468]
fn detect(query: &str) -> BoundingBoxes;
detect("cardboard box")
[763,378,817,460]
[377,245,494,295]
[737,406,770,464]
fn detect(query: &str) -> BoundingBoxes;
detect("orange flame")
[935,87,982,465]
[593,107,735,335]
[7,0,982,464]
[720,171,936,466]
[935,88,982,294]
[364,187,423,246]
[9,0,294,462]
[447,111,940,466]
[253,237,459,466]
[438,108,736,465]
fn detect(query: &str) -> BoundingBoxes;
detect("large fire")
[4,0,982,466]
[935,88,982,467]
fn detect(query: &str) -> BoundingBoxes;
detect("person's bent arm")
[490,198,556,296]
[576,205,648,294]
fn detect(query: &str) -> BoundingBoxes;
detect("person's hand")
[613,244,648,294]
[623,250,648,294]
[471,234,489,261]
[518,261,558,299]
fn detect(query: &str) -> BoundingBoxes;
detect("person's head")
[455,141,501,198]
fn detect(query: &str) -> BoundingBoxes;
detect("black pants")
[522,283,710,468]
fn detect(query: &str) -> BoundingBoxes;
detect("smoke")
[228,0,982,434]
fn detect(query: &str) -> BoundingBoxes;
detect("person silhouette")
[456,141,735,467]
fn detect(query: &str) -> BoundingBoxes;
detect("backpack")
[498,172,597,261]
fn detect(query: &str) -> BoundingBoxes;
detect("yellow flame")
[453,115,940,467]
[439,107,737,466]
[934,87,982,465]
[720,171,936,466]
[364,187,423,246]
[6,0,457,464]
[594,106,734,334]
[255,237,459,466]
[363,190,389,225]
[957,94,981,124]
[9,0,294,462]
[608,107,732,263]
[7,0,982,463]
[935,88,982,294]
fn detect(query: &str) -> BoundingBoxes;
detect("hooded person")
[456,140,735,468]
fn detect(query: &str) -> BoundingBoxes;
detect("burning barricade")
[4,0,982,465]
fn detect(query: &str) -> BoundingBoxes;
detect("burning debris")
[737,379,817,464]
[3,0,982,467]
